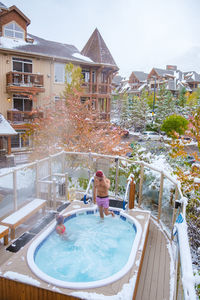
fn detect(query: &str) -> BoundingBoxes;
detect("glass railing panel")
[160,178,177,232]
[141,166,160,217]
[51,153,63,174]
[16,165,36,207]
[64,153,90,191]
[0,172,14,218]
[38,158,49,181]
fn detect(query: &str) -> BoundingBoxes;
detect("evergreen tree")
[177,87,187,107]
[129,90,151,131]
[154,84,176,129]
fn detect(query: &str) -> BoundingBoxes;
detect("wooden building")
[0,3,118,155]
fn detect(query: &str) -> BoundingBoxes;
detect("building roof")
[132,71,148,81]
[153,68,174,77]
[112,75,123,85]
[0,114,17,136]
[0,34,95,64]
[0,2,8,10]
[81,28,117,67]
[184,71,200,83]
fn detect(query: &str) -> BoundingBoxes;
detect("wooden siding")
[0,278,80,300]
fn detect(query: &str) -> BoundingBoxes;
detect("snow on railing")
[123,173,135,210]
[173,215,196,299]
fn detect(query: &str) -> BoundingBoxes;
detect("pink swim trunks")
[96,196,109,208]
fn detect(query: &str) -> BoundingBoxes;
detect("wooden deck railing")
[7,110,44,123]
[81,83,112,94]
[6,72,44,87]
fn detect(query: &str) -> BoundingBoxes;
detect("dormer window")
[3,21,24,39]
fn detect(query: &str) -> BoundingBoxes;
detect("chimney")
[166,65,177,71]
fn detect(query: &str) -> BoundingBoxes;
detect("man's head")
[96,170,104,180]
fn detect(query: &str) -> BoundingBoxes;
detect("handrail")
[83,176,94,204]
[123,173,135,210]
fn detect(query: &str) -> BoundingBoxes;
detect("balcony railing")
[6,72,44,89]
[7,110,44,123]
[81,83,111,94]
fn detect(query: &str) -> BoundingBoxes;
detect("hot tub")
[27,207,142,289]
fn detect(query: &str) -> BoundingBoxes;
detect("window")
[4,21,24,39]
[12,57,32,73]
[54,96,60,102]
[92,71,96,83]
[11,130,30,149]
[13,94,32,111]
[11,130,30,148]
[82,69,90,83]
[101,72,107,83]
[54,63,65,83]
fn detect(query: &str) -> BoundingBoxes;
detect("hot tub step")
[29,212,56,234]
[6,232,35,253]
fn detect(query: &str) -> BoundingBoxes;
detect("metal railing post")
[53,179,57,210]
[171,185,179,232]
[62,151,65,174]
[13,170,17,211]
[36,160,39,198]
[65,173,69,201]
[48,156,52,203]
[115,157,119,198]
[138,163,144,207]
[158,171,164,220]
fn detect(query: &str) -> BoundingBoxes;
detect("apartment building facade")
[0,3,118,161]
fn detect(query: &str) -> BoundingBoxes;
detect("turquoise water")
[34,213,136,282]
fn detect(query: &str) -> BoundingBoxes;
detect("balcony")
[7,110,44,123]
[81,83,111,95]
[6,72,45,94]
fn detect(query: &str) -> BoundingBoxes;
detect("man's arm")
[104,177,110,189]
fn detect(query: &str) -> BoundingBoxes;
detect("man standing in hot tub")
[94,170,115,219]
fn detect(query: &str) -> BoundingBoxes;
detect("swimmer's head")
[96,170,104,178]
[56,214,64,225]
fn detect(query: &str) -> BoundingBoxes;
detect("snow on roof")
[0,36,36,49]
[72,52,93,63]
[0,114,17,136]
[138,83,146,91]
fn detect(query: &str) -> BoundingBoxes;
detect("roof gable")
[8,5,30,25]
[0,5,30,25]
[0,114,17,136]
[131,71,148,82]
[81,28,117,67]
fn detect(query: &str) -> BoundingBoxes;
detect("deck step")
[6,232,35,253]
[109,199,127,209]
[29,212,56,234]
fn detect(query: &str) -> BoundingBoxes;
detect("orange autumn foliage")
[26,91,131,160]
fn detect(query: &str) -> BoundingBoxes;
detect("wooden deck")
[0,204,172,300]
[136,219,171,300]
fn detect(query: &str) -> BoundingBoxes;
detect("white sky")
[2,0,200,77]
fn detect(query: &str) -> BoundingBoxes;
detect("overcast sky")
[2,0,200,77]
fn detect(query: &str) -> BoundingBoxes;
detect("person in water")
[56,214,66,235]
[94,170,115,219]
